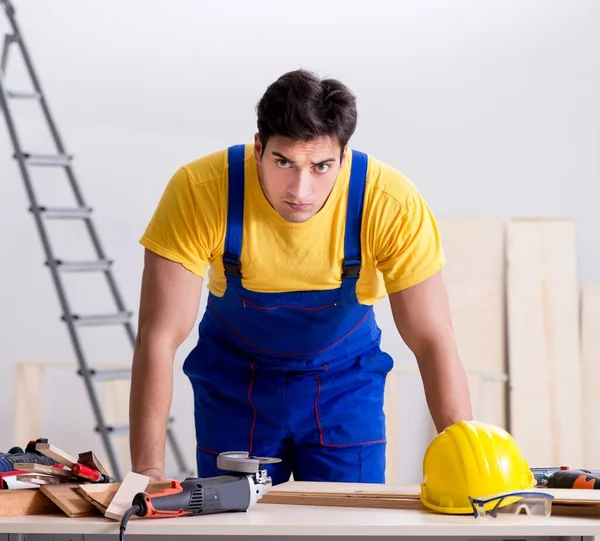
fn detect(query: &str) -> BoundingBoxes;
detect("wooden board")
[16,474,65,486]
[40,483,100,517]
[36,443,77,468]
[78,450,112,479]
[260,493,426,510]
[383,369,400,484]
[105,472,149,520]
[12,363,44,447]
[270,481,420,498]
[437,218,507,428]
[581,284,600,468]
[0,488,61,517]
[506,219,582,466]
[13,463,72,478]
[263,482,600,512]
[100,367,132,476]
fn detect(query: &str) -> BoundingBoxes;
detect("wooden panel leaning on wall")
[506,218,583,467]
[436,218,507,429]
[581,284,600,469]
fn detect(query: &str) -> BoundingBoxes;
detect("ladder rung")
[19,153,72,166]
[85,368,131,381]
[53,260,112,272]
[64,312,132,326]
[104,425,129,436]
[7,90,41,100]
[34,206,92,219]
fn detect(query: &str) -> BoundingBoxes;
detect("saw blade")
[216,451,282,473]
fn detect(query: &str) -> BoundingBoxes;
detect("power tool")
[0,438,59,480]
[119,451,281,540]
[532,467,600,489]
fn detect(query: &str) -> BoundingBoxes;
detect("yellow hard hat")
[420,420,535,514]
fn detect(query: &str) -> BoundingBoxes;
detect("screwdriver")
[71,462,113,483]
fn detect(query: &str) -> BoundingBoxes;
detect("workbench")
[0,503,599,541]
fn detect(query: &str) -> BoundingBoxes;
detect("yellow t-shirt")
[140,143,445,305]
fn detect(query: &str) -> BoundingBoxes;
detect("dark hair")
[256,69,357,157]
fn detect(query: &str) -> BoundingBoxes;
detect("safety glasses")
[469,490,554,520]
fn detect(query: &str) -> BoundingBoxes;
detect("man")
[129,69,472,485]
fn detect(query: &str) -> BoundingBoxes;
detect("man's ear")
[340,145,348,168]
[254,133,263,163]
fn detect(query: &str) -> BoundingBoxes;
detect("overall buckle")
[223,254,242,278]
[342,258,361,279]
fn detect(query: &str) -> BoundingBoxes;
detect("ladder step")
[7,90,41,100]
[64,312,132,326]
[104,425,129,436]
[86,368,131,381]
[34,206,92,219]
[76,367,131,381]
[19,153,72,166]
[53,259,113,272]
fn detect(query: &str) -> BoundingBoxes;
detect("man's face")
[254,134,347,223]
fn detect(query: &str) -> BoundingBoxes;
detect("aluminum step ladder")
[0,0,190,481]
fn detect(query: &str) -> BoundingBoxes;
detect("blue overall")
[182,145,394,485]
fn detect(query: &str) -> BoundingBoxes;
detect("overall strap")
[223,144,246,281]
[342,150,368,282]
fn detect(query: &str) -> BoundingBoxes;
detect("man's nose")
[287,170,312,200]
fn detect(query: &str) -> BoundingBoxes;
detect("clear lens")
[470,491,553,520]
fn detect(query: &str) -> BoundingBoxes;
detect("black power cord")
[119,503,142,541]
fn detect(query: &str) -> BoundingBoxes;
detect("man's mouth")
[285,201,312,211]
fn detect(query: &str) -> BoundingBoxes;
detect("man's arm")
[129,249,204,479]
[389,271,472,433]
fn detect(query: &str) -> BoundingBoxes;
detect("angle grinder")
[119,452,281,540]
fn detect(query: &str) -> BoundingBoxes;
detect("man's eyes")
[275,159,331,174]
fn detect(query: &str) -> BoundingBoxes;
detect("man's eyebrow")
[272,151,295,163]
[313,157,336,166]
[271,151,336,166]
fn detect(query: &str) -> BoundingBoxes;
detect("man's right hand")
[129,249,204,477]
[137,467,168,482]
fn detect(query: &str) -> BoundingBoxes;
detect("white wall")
[1,0,598,481]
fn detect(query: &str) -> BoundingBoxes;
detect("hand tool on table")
[71,462,114,483]
[118,452,281,540]
[0,438,59,475]
[532,467,600,489]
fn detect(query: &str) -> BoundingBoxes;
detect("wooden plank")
[545,488,600,504]
[16,474,65,486]
[13,463,72,478]
[100,364,132,476]
[506,219,583,466]
[270,481,419,498]
[78,451,111,479]
[35,443,77,468]
[40,483,100,517]
[105,472,149,521]
[383,369,400,484]
[437,218,507,428]
[260,493,426,510]
[12,364,44,447]
[263,482,600,511]
[0,488,61,517]
[581,284,600,469]
[270,482,600,504]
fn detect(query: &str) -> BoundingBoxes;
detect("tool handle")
[547,469,600,489]
[71,463,101,482]
[133,481,192,518]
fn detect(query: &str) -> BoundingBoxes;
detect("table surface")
[1,503,600,536]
